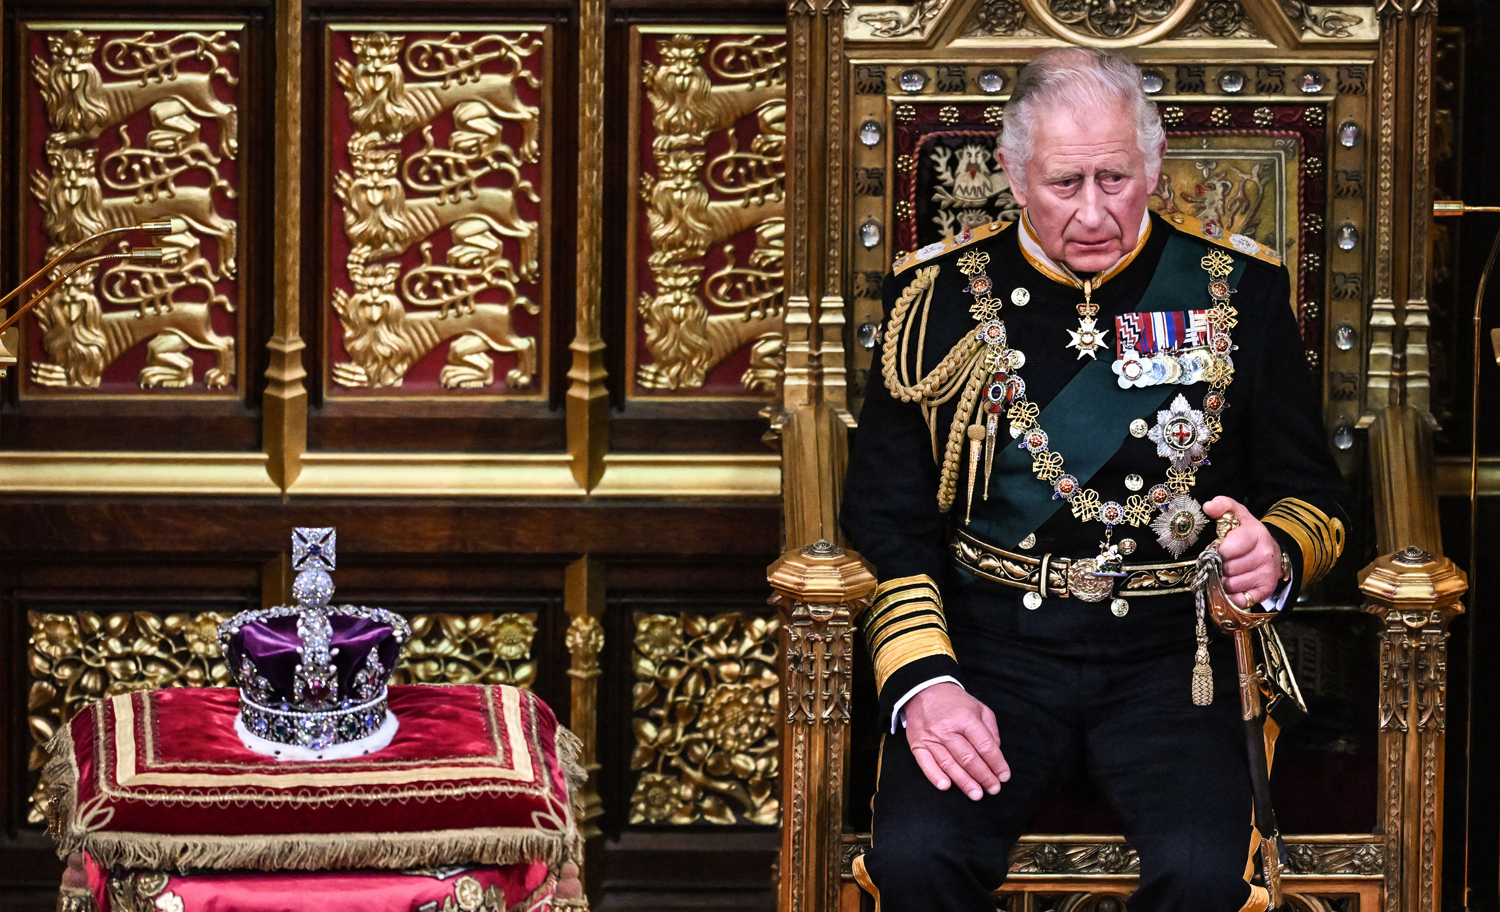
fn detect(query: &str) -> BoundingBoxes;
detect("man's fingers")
[948,732,1002,795]
[1222,551,1271,576]
[910,746,952,793]
[927,742,985,801]
[964,724,1011,787]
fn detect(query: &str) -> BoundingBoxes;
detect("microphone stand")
[1433,198,1500,912]
[0,218,184,378]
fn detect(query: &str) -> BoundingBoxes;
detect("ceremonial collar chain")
[952,246,1241,568]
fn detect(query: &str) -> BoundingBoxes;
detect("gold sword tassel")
[965,423,986,525]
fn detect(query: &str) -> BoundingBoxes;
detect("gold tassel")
[964,424,985,525]
[983,413,997,499]
[1192,606,1213,706]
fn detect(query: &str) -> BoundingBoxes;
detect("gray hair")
[998,48,1165,193]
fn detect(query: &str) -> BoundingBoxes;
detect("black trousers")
[860,626,1260,912]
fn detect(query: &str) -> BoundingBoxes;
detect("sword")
[1196,514,1287,909]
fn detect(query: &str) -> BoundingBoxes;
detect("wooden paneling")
[0,4,787,910]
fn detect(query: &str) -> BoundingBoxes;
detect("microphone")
[0,219,189,377]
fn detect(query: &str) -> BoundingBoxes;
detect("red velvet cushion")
[85,853,555,912]
[46,685,582,873]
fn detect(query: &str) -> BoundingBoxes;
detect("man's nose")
[1076,180,1107,228]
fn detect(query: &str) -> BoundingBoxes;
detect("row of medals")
[954,248,1241,617]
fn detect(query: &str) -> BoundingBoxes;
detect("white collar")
[1017,208,1153,288]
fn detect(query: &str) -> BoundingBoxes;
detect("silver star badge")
[1151,494,1209,558]
[1066,319,1109,360]
[1147,394,1211,471]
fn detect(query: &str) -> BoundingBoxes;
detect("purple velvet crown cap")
[223,610,405,709]
[218,528,411,751]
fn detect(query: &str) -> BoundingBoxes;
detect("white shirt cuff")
[890,676,963,733]
[1262,566,1294,611]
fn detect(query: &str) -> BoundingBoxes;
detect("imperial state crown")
[219,528,411,759]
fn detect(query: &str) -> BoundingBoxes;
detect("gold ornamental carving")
[27,609,540,822]
[628,612,782,825]
[393,612,539,689]
[565,613,605,678]
[330,29,546,393]
[1280,0,1365,37]
[633,32,788,395]
[962,0,1047,36]
[1027,0,1201,46]
[26,27,240,391]
[853,0,954,38]
[1173,0,1262,38]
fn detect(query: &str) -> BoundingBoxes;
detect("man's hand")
[1203,496,1284,609]
[903,682,1010,800]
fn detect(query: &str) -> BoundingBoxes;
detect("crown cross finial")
[292,527,337,571]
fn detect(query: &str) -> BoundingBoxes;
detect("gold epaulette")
[893,219,1015,276]
[863,574,956,695]
[1159,211,1282,266]
[1262,497,1346,585]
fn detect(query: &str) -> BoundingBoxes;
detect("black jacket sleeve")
[1239,264,1350,604]
[842,272,964,721]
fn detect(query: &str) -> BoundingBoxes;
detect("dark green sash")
[967,234,1247,548]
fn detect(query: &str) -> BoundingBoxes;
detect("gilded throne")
[765,1,1462,911]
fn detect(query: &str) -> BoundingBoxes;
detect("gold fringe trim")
[555,724,588,863]
[58,824,574,874]
[42,718,587,874]
[57,885,97,912]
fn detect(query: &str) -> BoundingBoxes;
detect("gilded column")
[568,0,608,490]
[769,540,876,912]
[780,0,852,547]
[1360,547,1465,912]
[564,556,606,897]
[264,0,308,491]
[1362,0,1442,556]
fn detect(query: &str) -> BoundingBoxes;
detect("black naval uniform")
[841,210,1348,912]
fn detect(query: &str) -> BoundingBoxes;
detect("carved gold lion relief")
[630,31,787,396]
[24,27,241,392]
[328,28,548,394]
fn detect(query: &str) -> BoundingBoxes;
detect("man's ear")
[997,149,1028,207]
[1146,137,1168,187]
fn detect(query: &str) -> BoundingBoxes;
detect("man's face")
[1002,103,1162,274]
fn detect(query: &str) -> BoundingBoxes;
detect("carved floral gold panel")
[20,25,242,395]
[26,609,537,822]
[629,612,780,825]
[326,26,550,396]
[627,28,787,397]
[392,612,539,688]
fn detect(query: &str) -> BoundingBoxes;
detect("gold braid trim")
[937,355,989,511]
[1262,497,1345,585]
[881,266,982,403]
[865,575,955,694]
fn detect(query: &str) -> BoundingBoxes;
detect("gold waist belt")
[951,528,1200,603]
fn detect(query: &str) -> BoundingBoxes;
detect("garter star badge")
[1148,394,1212,471]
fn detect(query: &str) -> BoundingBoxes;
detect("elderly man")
[842,48,1347,912]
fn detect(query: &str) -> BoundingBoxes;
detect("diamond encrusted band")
[238,688,390,751]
